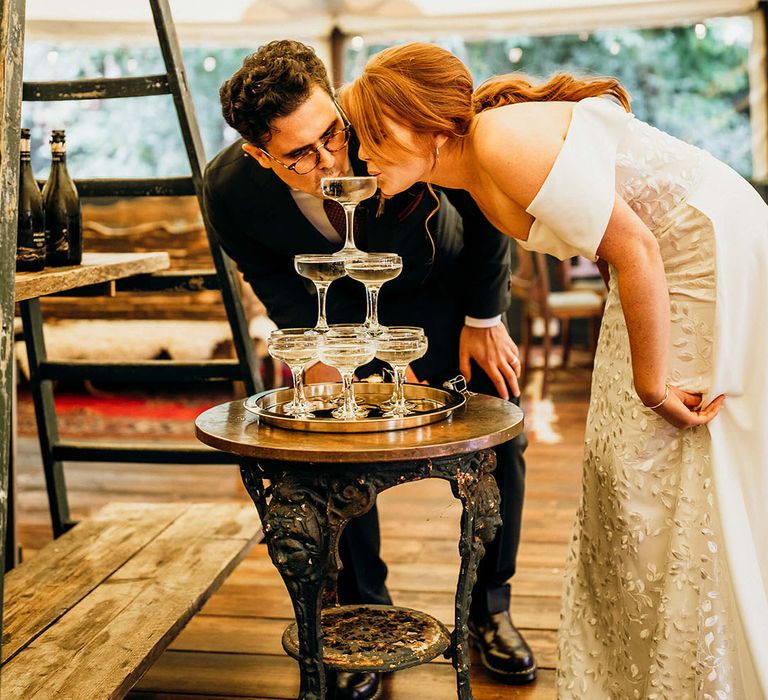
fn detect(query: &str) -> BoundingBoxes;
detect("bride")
[341,42,768,698]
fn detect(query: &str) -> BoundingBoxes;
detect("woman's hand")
[652,385,725,428]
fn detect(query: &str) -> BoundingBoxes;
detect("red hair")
[342,42,631,166]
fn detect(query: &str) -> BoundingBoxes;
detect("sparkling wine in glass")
[375,327,428,417]
[321,176,378,258]
[344,253,403,335]
[266,328,320,418]
[294,254,347,332]
[318,326,377,419]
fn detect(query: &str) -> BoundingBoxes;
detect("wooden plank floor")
[11,363,591,700]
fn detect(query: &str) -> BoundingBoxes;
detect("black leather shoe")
[333,671,382,700]
[468,611,537,684]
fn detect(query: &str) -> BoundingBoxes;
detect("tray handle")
[441,374,476,398]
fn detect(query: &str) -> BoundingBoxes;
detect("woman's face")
[357,116,433,196]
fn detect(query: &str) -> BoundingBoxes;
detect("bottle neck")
[20,136,31,161]
[51,140,67,162]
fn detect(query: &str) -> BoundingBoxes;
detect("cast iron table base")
[240,449,501,700]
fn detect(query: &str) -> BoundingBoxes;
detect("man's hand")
[459,324,521,399]
[305,362,341,384]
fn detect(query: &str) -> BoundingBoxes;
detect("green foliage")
[22,17,753,180]
[348,18,753,176]
[22,43,252,178]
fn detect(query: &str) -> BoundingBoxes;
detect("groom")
[203,40,535,697]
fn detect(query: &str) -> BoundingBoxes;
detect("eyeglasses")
[260,106,351,176]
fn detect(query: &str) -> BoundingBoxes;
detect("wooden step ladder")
[9,0,264,540]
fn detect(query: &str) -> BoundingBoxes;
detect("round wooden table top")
[195,394,524,463]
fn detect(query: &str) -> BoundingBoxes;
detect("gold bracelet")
[644,385,670,410]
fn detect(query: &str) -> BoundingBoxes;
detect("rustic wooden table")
[196,394,523,700]
[13,251,170,301]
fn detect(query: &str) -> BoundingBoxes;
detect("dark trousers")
[337,359,527,618]
[464,363,527,618]
[337,504,392,606]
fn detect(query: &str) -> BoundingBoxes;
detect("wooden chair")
[510,248,606,396]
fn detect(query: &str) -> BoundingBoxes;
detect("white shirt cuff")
[464,315,502,328]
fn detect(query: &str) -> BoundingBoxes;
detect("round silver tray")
[243,382,466,433]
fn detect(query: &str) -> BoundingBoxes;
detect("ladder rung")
[115,270,220,293]
[39,360,242,383]
[77,177,196,197]
[53,441,242,464]
[23,75,172,102]
[36,177,196,198]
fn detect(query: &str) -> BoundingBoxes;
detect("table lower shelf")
[281,604,451,672]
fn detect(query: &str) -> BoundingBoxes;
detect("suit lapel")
[248,163,337,254]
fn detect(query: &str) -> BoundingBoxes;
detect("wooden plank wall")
[0,0,26,657]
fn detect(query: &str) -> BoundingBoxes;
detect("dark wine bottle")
[16,128,46,272]
[42,129,82,267]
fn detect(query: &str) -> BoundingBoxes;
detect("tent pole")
[330,24,346,90]
[750,2,768,181]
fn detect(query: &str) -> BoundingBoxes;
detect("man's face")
[242,85,349,197]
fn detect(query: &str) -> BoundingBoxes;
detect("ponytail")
[472,73,631,114]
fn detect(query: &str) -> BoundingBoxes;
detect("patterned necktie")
[323,198,361,243]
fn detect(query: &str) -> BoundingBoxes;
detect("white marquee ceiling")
[24,0,759,45]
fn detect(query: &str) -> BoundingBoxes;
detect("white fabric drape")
[688,155,768,698]
[338,0,758,39]
[24,0,759,43]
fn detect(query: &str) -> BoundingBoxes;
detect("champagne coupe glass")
[294,254,347,332]
[266,328,320,418]
[344,253,403,335]
[318,326,377,419]
[320,176,378,258]
[375,327,428,418]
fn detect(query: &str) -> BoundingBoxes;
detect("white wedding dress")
[518,97,768,699]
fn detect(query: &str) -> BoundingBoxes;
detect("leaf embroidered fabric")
[542,104,753,699]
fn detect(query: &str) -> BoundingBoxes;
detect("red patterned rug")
[16,385,238,441]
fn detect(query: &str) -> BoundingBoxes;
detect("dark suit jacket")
[202,134,511,381]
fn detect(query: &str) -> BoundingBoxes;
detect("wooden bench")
[1,501,261,700]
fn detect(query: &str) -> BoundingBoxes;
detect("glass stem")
[290,365,307,409]
[341,204,358,253]
[315,282,330,331]
[393,366,407,408]
[366,285,381,332]
[341,369,356,416]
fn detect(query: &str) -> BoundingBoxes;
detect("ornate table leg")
[256,472,329,699]
[449,449,502,700]
[240,465,328,699]
[240,463,378,700]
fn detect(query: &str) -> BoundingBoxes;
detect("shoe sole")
[466,630,537,685]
